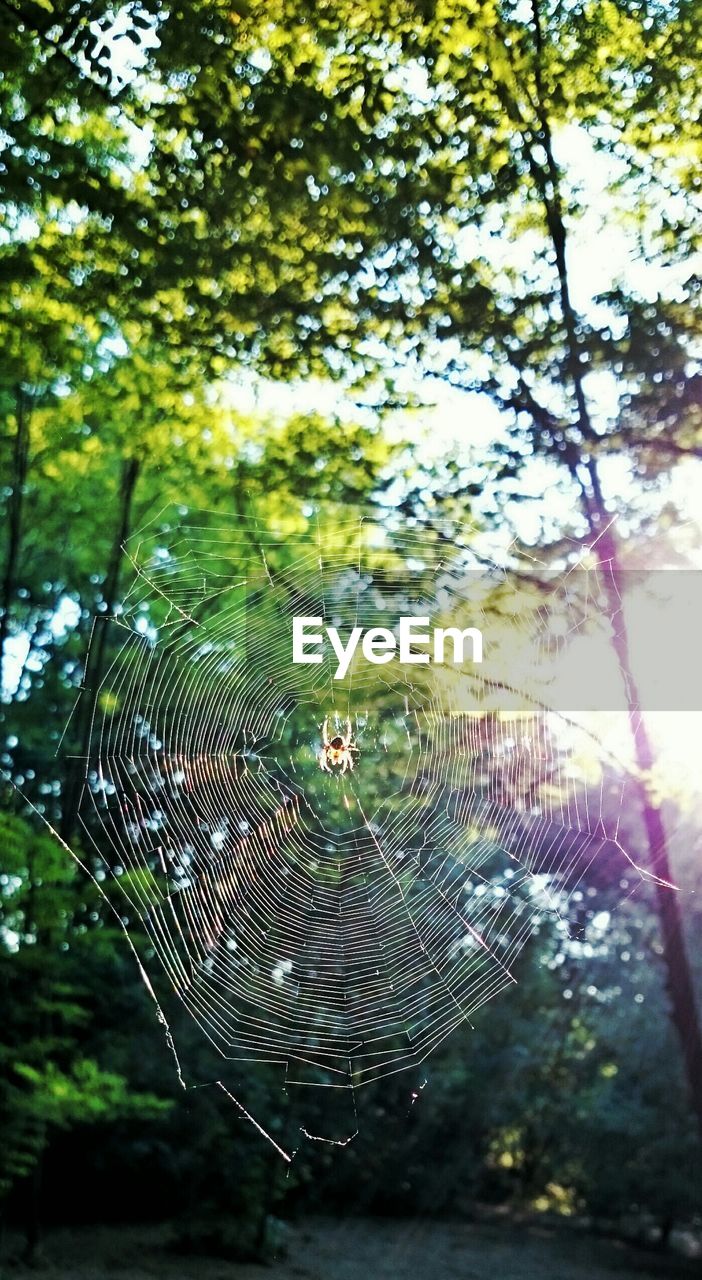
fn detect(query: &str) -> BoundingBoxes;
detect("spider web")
[63,510,658,1153]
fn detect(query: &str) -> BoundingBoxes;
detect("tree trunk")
[22,1148,44,1265]
[589,497,702,1139]
[517,0,702,1140]
[59,455,140,844]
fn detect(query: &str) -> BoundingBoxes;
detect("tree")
[175,0,702,1140]
[0,805,171,1257]
[395,0,702,1137]
[2,0,700,1249]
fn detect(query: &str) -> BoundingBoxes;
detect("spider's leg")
[322,717,329,744]
[344,717,353,746]
[319,752,330,773]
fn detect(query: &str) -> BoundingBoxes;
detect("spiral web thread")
[68,512,650,1150]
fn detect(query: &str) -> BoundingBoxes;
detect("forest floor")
[2,1216,699,1280]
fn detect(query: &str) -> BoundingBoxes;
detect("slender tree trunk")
[22,1137,44,1265]
[586,486,702,1139]
[519,0,702,1139]
[22,838,47,1264]
[0,385,30,688]
[59,455,140,843]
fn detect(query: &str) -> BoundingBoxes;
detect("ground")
[3,1218,698,1280]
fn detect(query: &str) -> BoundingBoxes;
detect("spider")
[318,717,358,774]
